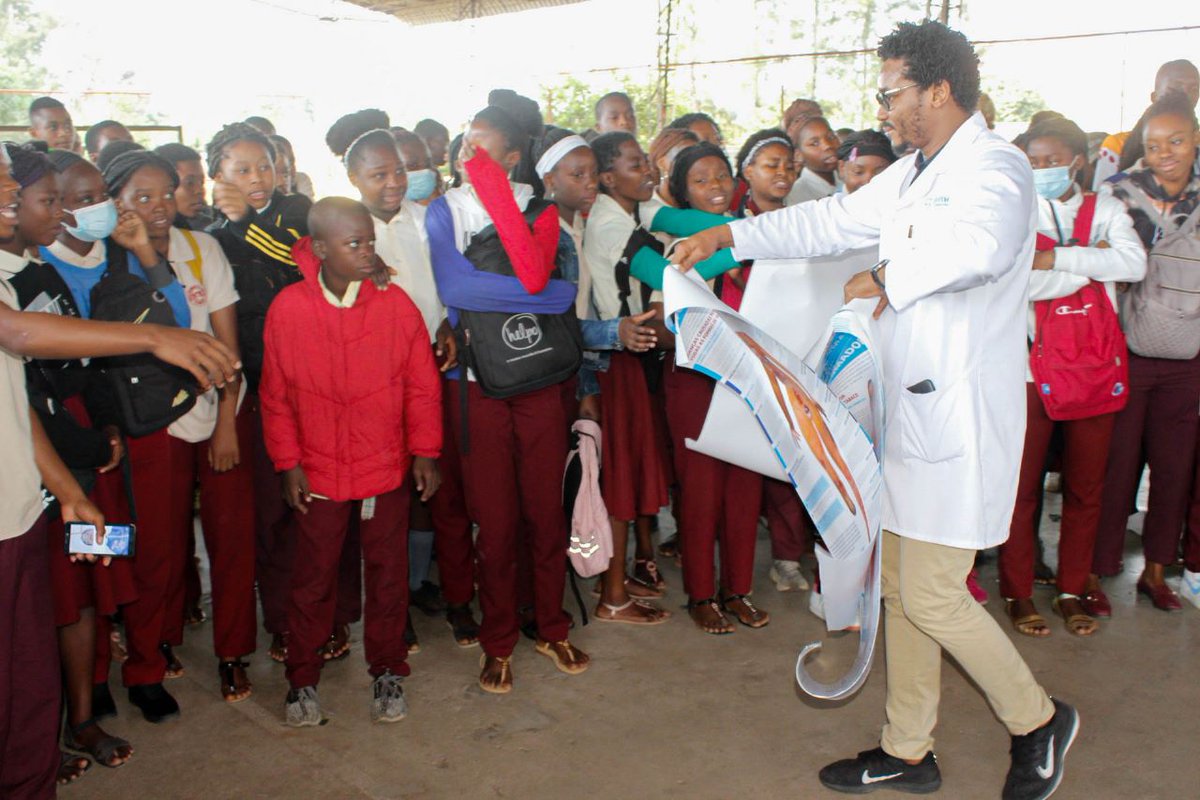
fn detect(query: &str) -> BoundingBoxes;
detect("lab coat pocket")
[896,379,968,463]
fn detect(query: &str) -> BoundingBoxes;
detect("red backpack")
[1029,193,1130,421]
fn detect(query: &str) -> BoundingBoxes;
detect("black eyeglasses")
[875,83,919,111]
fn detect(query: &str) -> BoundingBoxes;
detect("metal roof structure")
[344,0,585,25]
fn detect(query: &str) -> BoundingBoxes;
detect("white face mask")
[405,169,439,201]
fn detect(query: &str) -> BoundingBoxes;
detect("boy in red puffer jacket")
[260,197,442,726]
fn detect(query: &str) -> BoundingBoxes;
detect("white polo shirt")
[164,227,246,443]
[373,200,443,341]
[0,249,47,541]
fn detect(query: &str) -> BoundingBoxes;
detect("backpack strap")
[179,228,204,285]
[1120,180,1173,232]
[1070,193,1098,247]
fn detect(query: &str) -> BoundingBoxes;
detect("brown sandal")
[594,598,670,625]
[720,593,770,628]
[592,577,663,600]
[534,639,590,675]
[1052,596,1097,637]
[1006,599,1050,637]
[479,654,514,694]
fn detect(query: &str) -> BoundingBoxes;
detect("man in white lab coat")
[672,21,1078,800]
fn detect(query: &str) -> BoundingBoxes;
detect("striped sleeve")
[228,195,311,267]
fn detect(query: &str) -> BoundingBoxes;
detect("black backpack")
[614,218,667,393]
[454,199,583,399]
[89,243,198,437]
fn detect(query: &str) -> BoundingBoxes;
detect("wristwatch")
[870,262,887,291]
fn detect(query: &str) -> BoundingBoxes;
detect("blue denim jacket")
[557,227,621,398]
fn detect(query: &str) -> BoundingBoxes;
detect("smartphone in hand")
[65,521,136,558]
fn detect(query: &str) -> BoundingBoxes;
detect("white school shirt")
[785,167,839,206]
[1025,188,1147,381]
[46,239,105,269]
[0,249,48,541]
[373,200,443,341]
[164,227,247,443]
[583,193,663,319]
[561,212,595,320]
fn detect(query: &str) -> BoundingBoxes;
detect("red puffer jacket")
[260,236,442,501]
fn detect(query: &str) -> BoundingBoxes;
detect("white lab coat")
[728,112,1036,550]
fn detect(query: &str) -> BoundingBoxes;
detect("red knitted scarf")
[464,152,559,294]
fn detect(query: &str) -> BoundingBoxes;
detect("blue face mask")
[405,169,439,202]
[1032,165,1075,200]
[64,198,118,242]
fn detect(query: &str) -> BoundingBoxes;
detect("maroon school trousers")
[160,411,258,659]
[1095,353,1200,574]
[664,366,762,601]
[449,379,570,657]
[1182,424,1200,573]
[764,478,811,562]
[252,399,362,636]
[0,516,58,800]
[1000,384,1115,598]
[121,428,176,686]
[431,377,476,606]
[285,485,410,689]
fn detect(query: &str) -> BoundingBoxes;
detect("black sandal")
[58,750,91,784]
[686,597,735,635]
[63,718,131,769]
[319,624,351,661]
[446,604,480,648]
[218,660,252,703]
[720,593,770,628]
[159,642,184,678]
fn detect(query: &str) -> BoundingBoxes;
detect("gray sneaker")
[285,685,322,727]
[371,671,407,723]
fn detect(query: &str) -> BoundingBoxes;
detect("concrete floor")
[75,491,1200,800]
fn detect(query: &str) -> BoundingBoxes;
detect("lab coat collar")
[901,111,990,198]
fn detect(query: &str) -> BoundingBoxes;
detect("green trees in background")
[0,0,55,124]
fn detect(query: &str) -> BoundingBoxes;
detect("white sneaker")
[808,588,825,620]
[285,685,322,727]
[1181,569,1200,611]
[769,559,810,592]
[370,671,407,723]
[808,588,861,631]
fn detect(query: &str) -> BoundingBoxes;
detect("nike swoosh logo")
[861,770,902,784]
[1036,734,1055,780]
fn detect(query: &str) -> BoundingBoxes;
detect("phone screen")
[65,522,136,558]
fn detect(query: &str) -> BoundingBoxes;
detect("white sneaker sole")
[1034,706,1080,800]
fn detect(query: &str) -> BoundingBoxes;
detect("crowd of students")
[2,43,1198,799]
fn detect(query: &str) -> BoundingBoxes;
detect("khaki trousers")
[880,530,1054,760]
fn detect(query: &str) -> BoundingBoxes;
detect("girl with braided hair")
[204,123,354,666]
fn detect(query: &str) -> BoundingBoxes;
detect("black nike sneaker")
[819,747,942,794]
[1002,698,1080,800]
